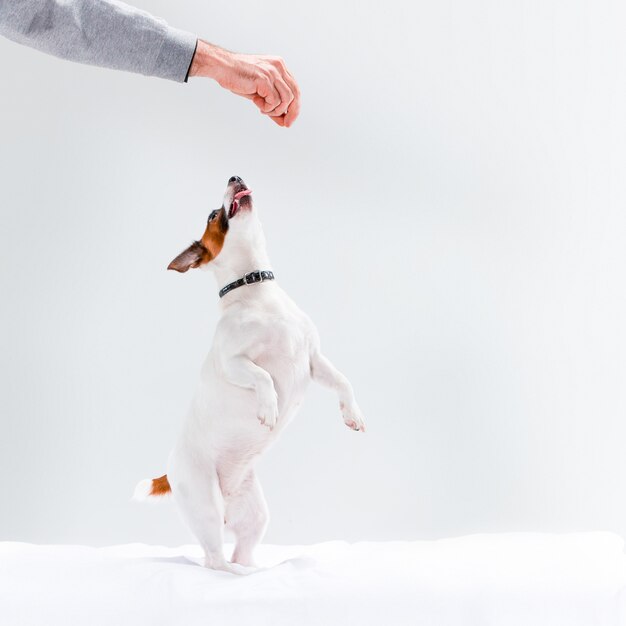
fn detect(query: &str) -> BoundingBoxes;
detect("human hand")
[189,40,301,127]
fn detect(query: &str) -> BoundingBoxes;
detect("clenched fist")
[189,40,301,128]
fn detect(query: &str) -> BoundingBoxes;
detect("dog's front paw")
[340,401,366,432]
[257,392,279,430]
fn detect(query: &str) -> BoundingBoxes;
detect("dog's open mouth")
[228,189,253,219]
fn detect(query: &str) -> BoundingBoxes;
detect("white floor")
[1,533,625,626]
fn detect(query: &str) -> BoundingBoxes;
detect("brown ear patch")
[168,208,229,273]
[201,209,229,259]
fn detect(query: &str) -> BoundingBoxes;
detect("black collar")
[219,270,275,299]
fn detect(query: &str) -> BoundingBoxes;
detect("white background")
[1,0,625,546]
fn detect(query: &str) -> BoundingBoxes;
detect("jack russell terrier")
[134,176,365,573]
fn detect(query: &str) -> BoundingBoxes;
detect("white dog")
[134,176,365,573]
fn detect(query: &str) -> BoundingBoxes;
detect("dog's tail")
[133,474,171,501]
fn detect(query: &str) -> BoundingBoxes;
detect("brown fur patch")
[167,208,229,272]
[201,208,229,260]
[150,474,171,496]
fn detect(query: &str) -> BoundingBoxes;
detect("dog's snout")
[228,176,242,185]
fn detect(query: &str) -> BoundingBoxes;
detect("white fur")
[137,179,365,574]
[132,479,154,502]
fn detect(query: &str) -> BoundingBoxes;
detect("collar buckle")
[244,271,262,285]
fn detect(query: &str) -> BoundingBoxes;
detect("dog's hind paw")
[204,559,254,576]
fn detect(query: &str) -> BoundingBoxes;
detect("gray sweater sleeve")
[0,0,198,82]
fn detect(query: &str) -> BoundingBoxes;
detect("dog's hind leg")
[169,458,240,573]
[225,470,269,567]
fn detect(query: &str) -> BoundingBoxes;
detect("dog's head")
[168,176,261,273]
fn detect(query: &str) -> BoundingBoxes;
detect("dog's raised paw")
[340,402,366,432]
[257,394,279,430]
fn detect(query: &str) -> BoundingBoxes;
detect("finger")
[283,95,300,127]
[268,114,286,127]
[243,93,265,111]
[251,94,268,112]
[249,94,284,121]
[278,68,301,126]
[268,59,300,123]
[282,66,300,94]
[267,75,294,117]
[271,56,296,85]
[256,76,281,113]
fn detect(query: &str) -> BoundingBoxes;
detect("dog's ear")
[167,241,210,273]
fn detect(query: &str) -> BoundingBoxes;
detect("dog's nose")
[228,176,242,184]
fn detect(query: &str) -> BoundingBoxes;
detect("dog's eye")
[208,210,218,222]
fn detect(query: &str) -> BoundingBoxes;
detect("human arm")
[0,0,301,125]
[0,0,196,82]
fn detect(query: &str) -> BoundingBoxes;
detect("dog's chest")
[252,317,311,387]
[223,300,314,398]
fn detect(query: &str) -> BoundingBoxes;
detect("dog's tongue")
[229,189,252,218]
[234,189,252,201]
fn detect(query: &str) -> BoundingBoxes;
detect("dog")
[134,176,365,573]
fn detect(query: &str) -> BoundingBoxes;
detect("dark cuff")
[184,39,199,83]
